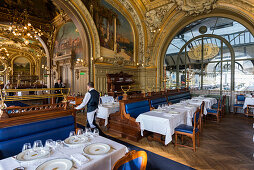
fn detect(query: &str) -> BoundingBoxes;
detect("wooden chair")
[199,101,205,133]
[233,94,245,114]
[174,109,201,152]
[113,150,147,170]
[246,105,254,117]
[207,98,221,123]
[212,95,226,116]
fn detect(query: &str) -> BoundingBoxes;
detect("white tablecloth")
[100,96,114,104]
[97,103,120,126]
[243,97,254,109]
[136,109,187,145]
[0,136,127,170]
[170,104,198,126]
[182,97,217,115]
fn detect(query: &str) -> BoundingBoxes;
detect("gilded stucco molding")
[216,0,254,13]
[117,0,145,64]
[170,0,217,16]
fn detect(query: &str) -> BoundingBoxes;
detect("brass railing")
[0,88,70,109]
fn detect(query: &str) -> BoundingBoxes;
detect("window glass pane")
[203,62,221,90]
[221,61,231,90]
[235,60,254,91]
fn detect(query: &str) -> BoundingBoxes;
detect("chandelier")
[8,10,43,45]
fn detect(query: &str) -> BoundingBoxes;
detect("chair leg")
[197,133,200,147]
[181,135,183,144]
[175,133,178,147]
[193,136,196,152]
[233,107,235,114]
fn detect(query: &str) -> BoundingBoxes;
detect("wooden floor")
[77,113,254,170]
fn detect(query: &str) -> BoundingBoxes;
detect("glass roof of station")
[166,17,251,55]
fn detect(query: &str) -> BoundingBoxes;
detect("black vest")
[87,89,100,112]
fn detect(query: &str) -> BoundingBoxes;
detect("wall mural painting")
[13,57,30,76]
[84,0,134,61]
[54,22,83,59]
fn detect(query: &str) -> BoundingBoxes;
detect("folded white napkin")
[168,111,179,114]
[71,153,89,166]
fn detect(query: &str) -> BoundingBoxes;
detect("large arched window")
[165,17,254,92]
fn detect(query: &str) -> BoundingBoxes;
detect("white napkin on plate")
[71,153,89,166]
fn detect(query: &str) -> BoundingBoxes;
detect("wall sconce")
[76,58,86,66]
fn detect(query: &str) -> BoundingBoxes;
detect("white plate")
[83,143,111,155]
[64,136,89,146]
[36,158,73,170]
[16,149,50,161]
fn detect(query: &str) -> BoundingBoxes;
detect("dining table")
[0,136,127,170]
[243,97,254,109]
[136,107,187,145]
[97,102,120,126]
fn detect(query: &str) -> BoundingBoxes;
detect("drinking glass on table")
[33,140,43,152]
[55,140,63,150]
[22,143,32,155]
[69,131,76,137]
[93,128,99,137]
[85,127,92,135]
[45,139,54,151]
[76,128,84,136]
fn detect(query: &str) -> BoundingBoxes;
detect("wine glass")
[93,128,99,137]
[33,140,43,152]
[85,127,92,136]
[45,139,54,151]
[22,143,32,156]
[55,140,63,150]
[76,128,83,136]
[69,131,76,137]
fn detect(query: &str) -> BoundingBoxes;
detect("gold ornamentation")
[170,0,217,16]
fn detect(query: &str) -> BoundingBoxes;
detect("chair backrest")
[113,150,147,170]
[193,109,201,132]
[125,100,150,118]
[200,101,205,116]
[236,95,245,102]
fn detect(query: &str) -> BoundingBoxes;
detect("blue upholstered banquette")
[150,97,168,109]
[0,116,75,159]
[168,92,191,104]
[125,100,150,118]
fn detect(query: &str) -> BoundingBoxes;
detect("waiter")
[75,82,101,130]
[54,79,65,103]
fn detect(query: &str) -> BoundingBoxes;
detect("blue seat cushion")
[118,157,143,170]
[0,116,74,142]
[150,98,168,109]
[5,101,29,107]
[237,95,245,102]
[175,124,198,134]
[125,100,150,118]
[233,104,244,107]
[0,125,74,159]
[207,109,218,114]
[212,104,221,109]
[168,92,191,104]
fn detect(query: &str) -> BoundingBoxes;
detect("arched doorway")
[164,17,254,94]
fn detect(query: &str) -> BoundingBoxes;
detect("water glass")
[85,127,92,135]
[93,128,99,137]
[55,140,63,149]
[69,131,76,137]
[33,140,43,151]
[45,139,54,150]
[76,128,83,136]
[22,143,32,153]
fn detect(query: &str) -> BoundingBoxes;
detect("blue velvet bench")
[109,99,151,141]
[0,103,76,159]
[150,97,168,109]
[168,92,191,104]
[0,116,75,159]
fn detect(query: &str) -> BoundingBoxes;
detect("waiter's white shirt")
[75,88,97,128]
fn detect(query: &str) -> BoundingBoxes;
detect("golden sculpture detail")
[188,43,219,60]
